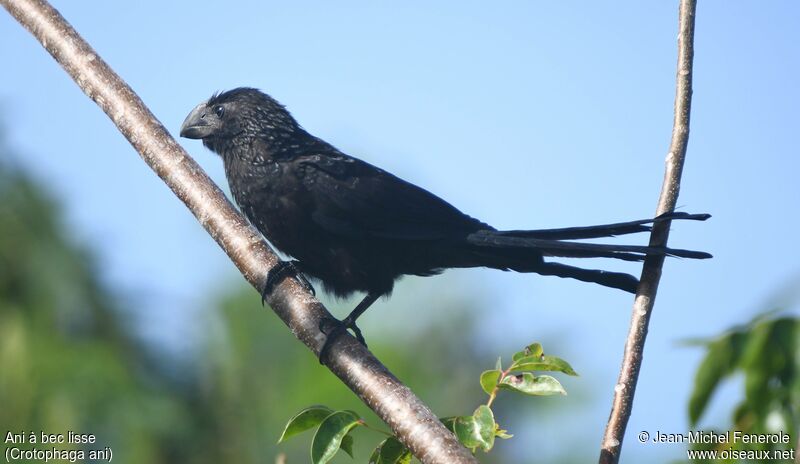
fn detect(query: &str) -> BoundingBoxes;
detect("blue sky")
[2,1,799,461]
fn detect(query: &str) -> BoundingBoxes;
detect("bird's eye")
[214,105,225,117]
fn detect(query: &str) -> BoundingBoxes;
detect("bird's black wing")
[297,151,488,241]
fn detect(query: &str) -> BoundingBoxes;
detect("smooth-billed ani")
[180,88,710,356]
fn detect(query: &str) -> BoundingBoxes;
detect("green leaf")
[452,405,496,452]
[499,373,566,396]
[340,434,354,458]
[451,416,475,449]
[512,342,543,362]
[480,369,501,395]
[510,354,578,376]
[278,405,334,443]
[368,437,411,464]
[311,410,362,464]
[495,356,502,371]
[472,405,495,450]
[740,320,772,370]
[688,333,746,425]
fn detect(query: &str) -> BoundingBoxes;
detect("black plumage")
[180,88,710,351]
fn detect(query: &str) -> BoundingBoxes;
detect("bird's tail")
[462,212,711,293]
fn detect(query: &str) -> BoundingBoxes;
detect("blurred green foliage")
[0,151,188,462]
[1,137,558,463]
[686,290,800,462]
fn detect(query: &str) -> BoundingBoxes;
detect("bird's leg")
[261,260,315,305]
[319,292,380,363]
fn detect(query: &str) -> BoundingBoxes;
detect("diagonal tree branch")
[599,1,697,463]
[1,0,477,462]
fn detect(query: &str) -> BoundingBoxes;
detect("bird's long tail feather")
[468,232,711,261]
[497,211,710,240]
[534,262,640,293]
[463,212,711,293]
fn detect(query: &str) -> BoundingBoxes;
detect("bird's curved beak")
[180,103,215,139]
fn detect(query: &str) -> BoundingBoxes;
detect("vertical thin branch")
[599,1,696,463]
[1,0,477,462]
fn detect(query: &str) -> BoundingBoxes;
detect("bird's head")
[180,88,299,151]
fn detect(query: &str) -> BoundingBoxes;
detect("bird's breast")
[225,158,317,255]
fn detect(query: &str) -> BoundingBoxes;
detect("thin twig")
[599,1,697,463]
[0,1,477,462]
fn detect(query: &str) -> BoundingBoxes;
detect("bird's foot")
[318,315,367,364]
[261,260,315,305]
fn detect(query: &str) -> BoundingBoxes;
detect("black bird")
[180,88,710,356]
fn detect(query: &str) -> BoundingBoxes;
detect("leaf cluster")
[279,342,577,463]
